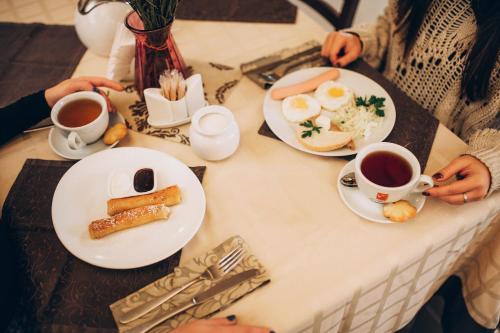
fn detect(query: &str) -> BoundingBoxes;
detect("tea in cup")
[51,91,109,150]
[354,142,433,203]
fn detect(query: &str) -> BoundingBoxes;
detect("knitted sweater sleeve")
[462,80,500,195]
[465,129,500,195]
[342,0,397,70]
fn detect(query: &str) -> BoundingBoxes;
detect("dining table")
[1,4,499,333]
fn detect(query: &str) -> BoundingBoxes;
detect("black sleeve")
[0,91,51,146]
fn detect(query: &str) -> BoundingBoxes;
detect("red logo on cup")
[376,192,389,201]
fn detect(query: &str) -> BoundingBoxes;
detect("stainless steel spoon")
[340,172,358,187]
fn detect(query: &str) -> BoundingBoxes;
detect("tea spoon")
[340,172,358,187]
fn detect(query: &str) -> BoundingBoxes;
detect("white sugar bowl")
[189,106,240,161]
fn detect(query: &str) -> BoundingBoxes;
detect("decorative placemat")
[111,235,270,332]
[0,23,86,108]
[255,57,439,170]
[176,0,297,24]
[1,159,206,333]
[108,60,242,146]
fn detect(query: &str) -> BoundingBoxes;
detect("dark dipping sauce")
[361,151,412,187]
[134,168,155,192]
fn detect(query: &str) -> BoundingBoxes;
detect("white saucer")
[48,112,125,160]
[147,115,192,128]
[337,160,426,224]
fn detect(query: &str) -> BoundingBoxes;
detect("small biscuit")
[103,123,128,145]
[383,200,417,222]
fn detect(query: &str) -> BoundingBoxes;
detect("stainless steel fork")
[118,246,245,324]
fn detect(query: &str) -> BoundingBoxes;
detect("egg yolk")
[292,98,309,110]
[328,87,345,98]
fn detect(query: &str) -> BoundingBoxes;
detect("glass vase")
[125,11,188,99]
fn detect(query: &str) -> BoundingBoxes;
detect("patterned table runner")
[109,60,242,146]
[1,159,205,332]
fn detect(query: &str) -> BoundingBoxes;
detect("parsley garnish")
[355,95,386,117]
[300,120,322,138]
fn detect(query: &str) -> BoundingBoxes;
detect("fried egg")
[314,81,353,111]
[282,94,321,123]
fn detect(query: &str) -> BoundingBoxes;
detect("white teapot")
[75,0,130,56]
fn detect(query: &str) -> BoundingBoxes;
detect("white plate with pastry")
[263,67,396,156]
[337,160,425,224]
[51,147,206,269]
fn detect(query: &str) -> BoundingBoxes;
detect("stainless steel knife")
[126,268,259,333]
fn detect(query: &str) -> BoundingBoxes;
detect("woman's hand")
[171,316,273,333]
[321,31,362,67]
[425,155,491,205]
[44,76,123,108]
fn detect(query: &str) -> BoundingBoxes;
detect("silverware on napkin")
[240,40,330,89]
[118,246,245,324]
[127,269,260,333]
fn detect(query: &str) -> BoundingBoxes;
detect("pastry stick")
[107,185,181,216]
[89,204,170,239]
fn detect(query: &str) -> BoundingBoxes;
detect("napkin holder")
[145,74,206,128]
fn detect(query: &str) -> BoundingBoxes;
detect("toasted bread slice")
[330,122,355,150]
[296,127,353,152]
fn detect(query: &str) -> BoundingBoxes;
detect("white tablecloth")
[0,7,499,332]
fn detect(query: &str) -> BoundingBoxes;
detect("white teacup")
[51,91,109,150]
[354,142,433,203]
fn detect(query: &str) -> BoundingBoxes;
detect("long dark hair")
[396,0,500,101]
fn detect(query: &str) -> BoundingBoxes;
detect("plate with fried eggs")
[263,67,396,156]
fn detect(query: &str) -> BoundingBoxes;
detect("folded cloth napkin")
[1,159,206,332]
[110,235,270,332]
[240,40,329,89]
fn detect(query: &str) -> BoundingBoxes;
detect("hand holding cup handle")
[67,131,87,150]
[412,175,434,193]
[355,142,434,203]
[51,91,109,151]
